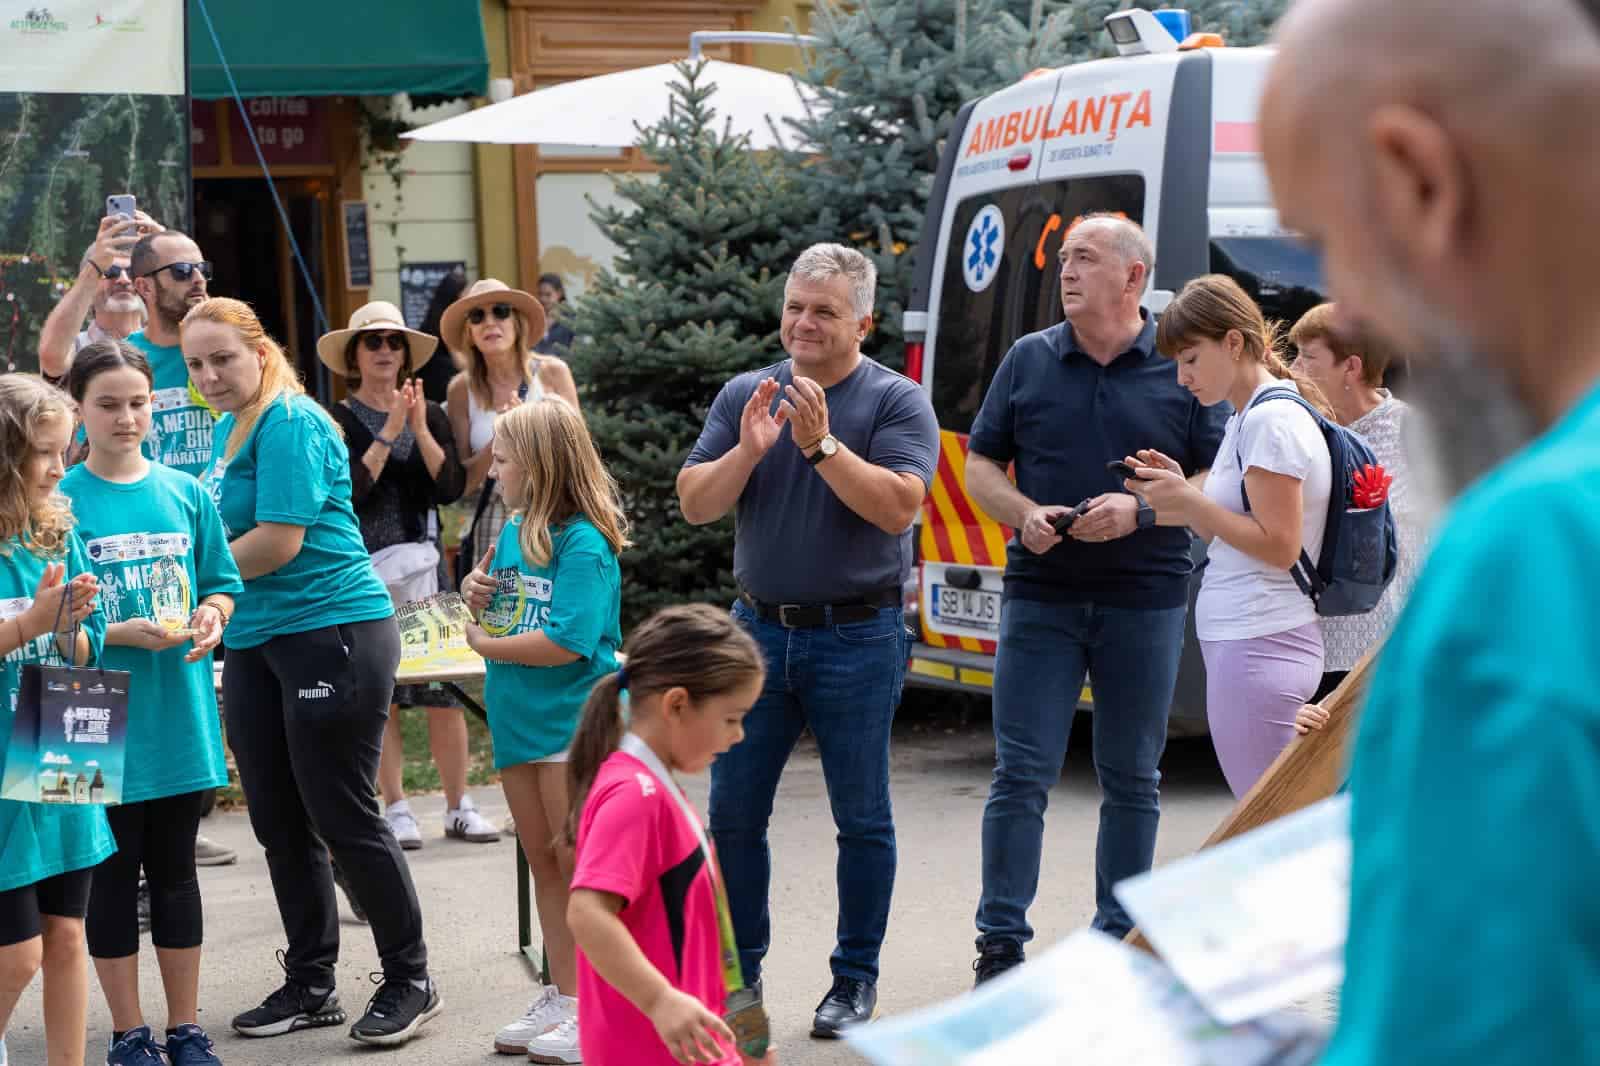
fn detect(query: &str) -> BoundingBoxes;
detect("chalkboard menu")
[342,200,372,290]
[400,261,468,328]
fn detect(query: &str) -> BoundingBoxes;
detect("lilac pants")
[1201,622,1325,799]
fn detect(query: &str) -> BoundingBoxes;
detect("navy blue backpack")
[1238,388,1399,617]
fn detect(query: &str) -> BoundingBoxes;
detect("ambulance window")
[1210,237,1328,333]
[932,175,1146,434]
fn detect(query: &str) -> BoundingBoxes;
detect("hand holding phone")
[105,194,137,221]
[1050,498,1093,534]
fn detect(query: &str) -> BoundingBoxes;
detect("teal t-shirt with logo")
[126,331,217,478]
[202,393,392,649]
[61,462,243,805]
[1326,379,1600,1066]
[0,532,115,893]
[482,515,621,768]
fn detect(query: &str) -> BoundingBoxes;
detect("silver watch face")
[819,435,838,456]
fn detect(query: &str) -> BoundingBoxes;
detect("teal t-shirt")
[202,393,392,649]
[1327,379,1600,1066]
[482,516,621,768]
[0,532,115,893]
[127,331,218,478]
[61,463,243,805]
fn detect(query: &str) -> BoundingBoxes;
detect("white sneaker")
[525,1011,581,1064]
[445,795,501,844]
[386,801,423,851]
[493,986,566,1054]
[1,1029,8,1066]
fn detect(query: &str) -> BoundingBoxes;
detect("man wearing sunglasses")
[125,230,217,478]
[38,212,153,383]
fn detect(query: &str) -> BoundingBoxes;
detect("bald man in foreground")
[1261,1,1600,1062]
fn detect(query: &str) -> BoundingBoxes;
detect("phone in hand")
[105,193,137,221]
[1106,459,1139,481]
[1050,498,1094,534]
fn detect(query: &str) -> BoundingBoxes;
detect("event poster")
[0,0,188,374]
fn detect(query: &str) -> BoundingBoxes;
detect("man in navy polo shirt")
[678,243,938,1038]
[965,215,1227,984]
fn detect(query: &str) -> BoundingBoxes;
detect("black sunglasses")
[143,261,213,283]
[466,303,514,325]
[360,332,407,352]
[100,264,133,281]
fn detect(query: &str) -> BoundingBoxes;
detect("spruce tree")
[567,62,811,627]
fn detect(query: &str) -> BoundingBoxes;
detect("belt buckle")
[778,603,804,628]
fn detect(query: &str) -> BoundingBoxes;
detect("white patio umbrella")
[404,47,817,151]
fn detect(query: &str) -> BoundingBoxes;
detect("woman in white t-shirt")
[1124,275,1336,798]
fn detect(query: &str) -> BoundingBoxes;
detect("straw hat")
[440,278,546,360]
[316,301,439,377]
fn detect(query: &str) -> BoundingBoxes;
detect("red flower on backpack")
[1352,463,1393,509]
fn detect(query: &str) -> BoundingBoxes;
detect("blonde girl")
[0,375,105,1066]
[460,396,626,1061]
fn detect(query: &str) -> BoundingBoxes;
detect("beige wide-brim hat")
[316,301,439,377]
[440,278,546,360]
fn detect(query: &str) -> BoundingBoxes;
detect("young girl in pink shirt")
[532,604,776,1066]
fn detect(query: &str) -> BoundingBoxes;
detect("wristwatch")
[1136,501,1157,529]
[806,435,839,467]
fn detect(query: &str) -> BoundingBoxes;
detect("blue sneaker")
[166,1024,223,1066]
[105,1026,165,1066]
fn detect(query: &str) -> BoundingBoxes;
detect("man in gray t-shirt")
[679,243,938,1038]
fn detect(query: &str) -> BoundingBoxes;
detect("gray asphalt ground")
[6,718,1237,1065]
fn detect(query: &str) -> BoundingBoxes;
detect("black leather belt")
[740,587,900,628]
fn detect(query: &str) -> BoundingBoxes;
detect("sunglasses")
[466,303,514,325]
[143,261,213,283]
[360,332,407,352]
[100,264,133,281]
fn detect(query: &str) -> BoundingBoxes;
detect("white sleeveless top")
[466,358,545,453]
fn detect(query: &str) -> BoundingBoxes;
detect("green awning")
[187,0,488,101]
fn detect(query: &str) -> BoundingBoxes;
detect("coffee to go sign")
[963,89,1155,157]
[191,97,332,169]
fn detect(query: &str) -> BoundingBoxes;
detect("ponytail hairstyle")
[180,297,334,460]
[65,338,154,404]
[1156,274,1337,419]
[565,603,765,844]
[0,375,76,557]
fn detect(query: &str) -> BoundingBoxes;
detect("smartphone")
[1050,498,1093,534]
[105,193,137,220]
[1106,459,1139,481]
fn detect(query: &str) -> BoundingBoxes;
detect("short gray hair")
[787,243,877,319]
[1075,214,1156,294]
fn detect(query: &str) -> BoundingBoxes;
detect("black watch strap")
[1136,502,1156,529]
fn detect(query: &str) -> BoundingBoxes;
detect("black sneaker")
[810,975,876,1039]
[232,953,346,1038]
[972,937,1025,987]
[349,974,442,1047]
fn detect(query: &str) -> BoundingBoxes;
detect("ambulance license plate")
[930,584,999,632]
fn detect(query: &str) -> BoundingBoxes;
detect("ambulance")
[899,8,1327,724]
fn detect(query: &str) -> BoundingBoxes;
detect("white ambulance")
[900,9,1327,723]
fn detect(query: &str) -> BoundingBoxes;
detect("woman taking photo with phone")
[180,297,441,1049]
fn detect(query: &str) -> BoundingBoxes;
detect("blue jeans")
[709,601,908,984]
[976,597,1187,945]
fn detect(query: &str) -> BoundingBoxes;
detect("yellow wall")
[748,0,815,73]
[474,0,521,286]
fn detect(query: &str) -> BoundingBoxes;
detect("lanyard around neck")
[618,732,745,994]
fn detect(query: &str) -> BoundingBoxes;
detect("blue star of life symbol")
[963,205,1004,292]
